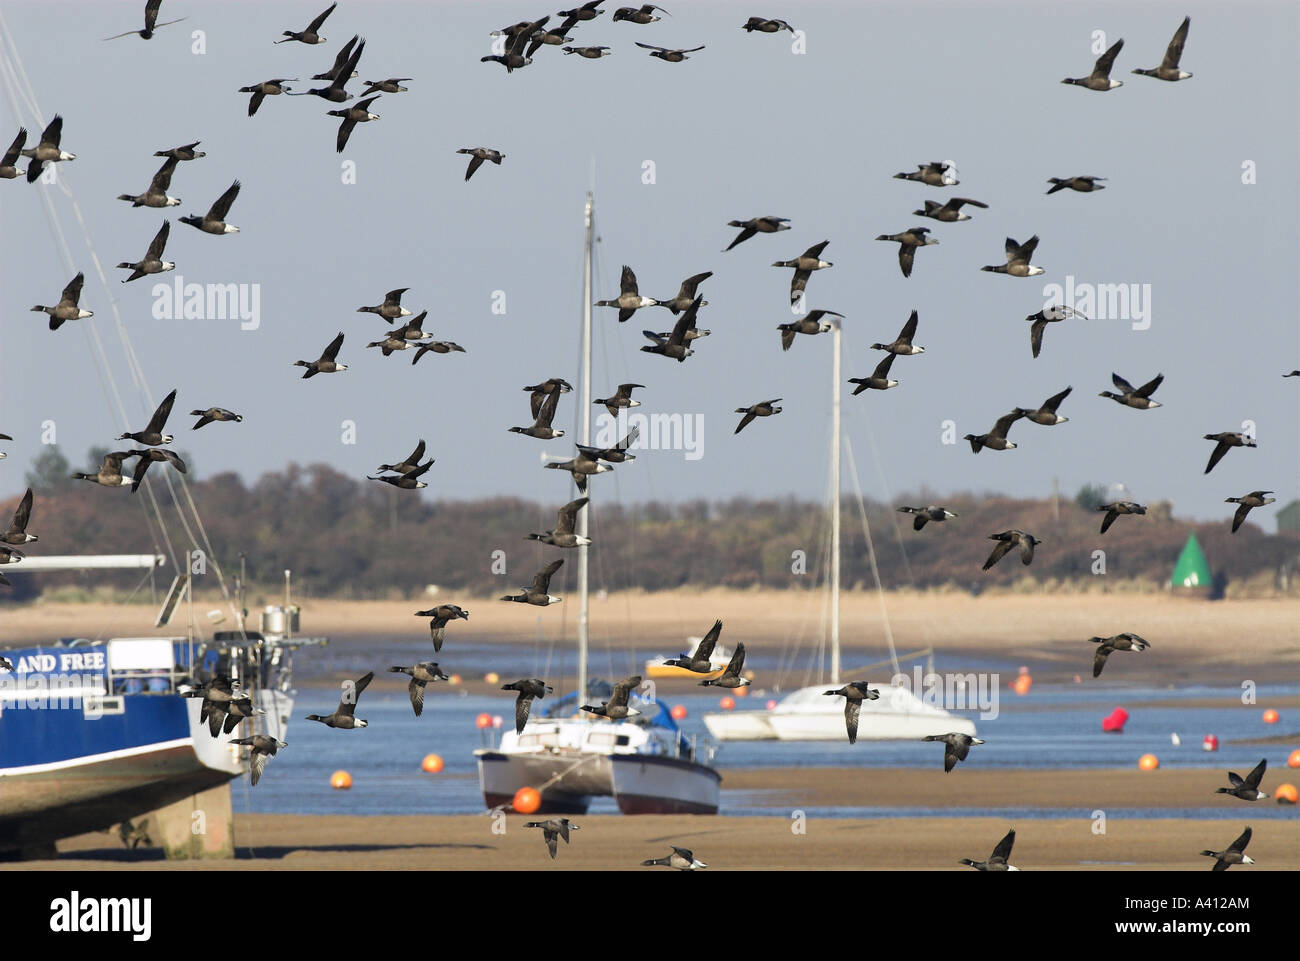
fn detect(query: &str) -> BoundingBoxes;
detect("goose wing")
[555,497,588,535]
[40,115,64,149]
[1092,37,1124,80]
[1160,16,1189,70]
[307,2,338,34]
[1030,318,1047,358]
[0,128,25,167]
[1133,373,1163,398]
[734,410,757,434]
[8,489,33,534]
[676,271,712,299]
[407,678,426,717]
[694,619,722,660]
[1041,386,1072,412]
[535,388,561,427]
[207,181,241,221]
[608,675,641,708]
[61,272,86,306]
[897,309,919,344]
[844,697,860,744]
[990,410,1023,439]
[149,156,180,193]
[146,220,171,260]
[338,671,374,716]
[144,388,177,434]
[982,539,1014,571]
[615,426,640,451]
[1092,645,1112,677]
[1242,758,1266,790]
[871,352,897,379]
[635,42,671,52]
[531,559,563,594]
[1205,438,1231,474]
[320,331,345,362]
[990,828,1016,863]
[725,225,756,251]
[619,265,638,295]
[1231,502,1252,533]
[724,642,746,676]
[1226,826,1251,854]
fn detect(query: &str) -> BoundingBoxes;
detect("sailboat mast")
[830,318,841,685]
[577,192,593,708]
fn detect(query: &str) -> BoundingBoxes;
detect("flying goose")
[1132,16,1192,81]
[388,662,449,717]
[1226,491,1274,533]
[581,675,642,719]
[1099,371,1163,409]
[1216,760,1268,802]
[964,410,1025,453]
[778,309,842,351]
[742,17,795,33]
[118,388,177,446]
[117,156,181,208]
[329,95,381,153]
[277,2,336,44]
[501,559,565,606]
[924,732,985,772]
[913,196,987,222]
[1026,305,1084,358]
[897,505,957,531]
[21,115,76,183]
[0,655,12,670]
[1062,37,1125,90]
[239,79,295,116]
[1015,386,1072,426]
[179,181,241,234]
[772,240,832,305]
[527,16,581,56]
[229,734,287,786]
[596,265,659,321]
[117,221,175,282]
[1089,632,1150,677]
[525,379,574,419]
[576,425,640,464]
[1097,501,1145,534]
[1285,371,1300,377]
[294,331,348,378]
[367,459,433,489]
[959,828,1018,871]
[190,408,242,430]
[378,440,426,475]
[154,142,205,162]
[562,46,613,58]
[614,4,669,22]
[413,604,469,651]
[594,383,644,418]
[71,451,134,487]
[656,271,712,314]
[313,35,360,81]
[635,42,705,61]
[289,36,365,101]
[305,671,374,729]
[642,846,706,870]
[525,818,580,860]
[215,696,266,736]
[482,18,545,71]
[872,310,923,355]
[734,399,783,434]
[527,497,591,547]
[701,643,750,689]
[1200,827,1254,871]
[983,530,1042,570]
[103,1,185,40]
[0,128,26,179]
[31,272,93,330]
[511,389,566,439]
[848,353,899,394]
[1047,175,1106,194]
[893,161,958,187]
[724,215,790,251]
[558,2,605,20]
[127,448,187,493]
[357,288,412,321]
[642,295,702,361]
[663,619,724,673]
[0,546,23,581]
[823,680,879,744]
[502,678,554,734]
[366,320,421,356]
[2,489,36,545]
[981,235,1043,276]
[1203,433,1255,474]
[361,78,412,95]
[875,227,938,278]
[545,449,610,494]
[457,147,505,181]
[412,338,466,364]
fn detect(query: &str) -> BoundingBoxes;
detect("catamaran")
[475,192,721,814]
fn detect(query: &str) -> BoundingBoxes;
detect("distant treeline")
[4,452,1297,601]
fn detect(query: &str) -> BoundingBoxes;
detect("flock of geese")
[3,2,1290,871]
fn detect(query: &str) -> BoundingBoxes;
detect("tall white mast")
[577,192,593,708]
[830,317,841,685]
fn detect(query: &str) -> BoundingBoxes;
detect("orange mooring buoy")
[1275,783,1298,804]
[719,696,735,710]
[1287,749,1300,769]
[475,712,492,729]
[513,786,541,814]
[1138,753,1159,771]
[330,770,353,789]
[1263,708,1279,725]
[670,704,687,720]
[422,754,444,773]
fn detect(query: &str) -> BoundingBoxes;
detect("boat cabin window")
[586,731,631,748]
[518,733,559,748]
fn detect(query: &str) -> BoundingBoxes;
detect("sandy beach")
[3,592,1298,686]
[9,767,1298,871]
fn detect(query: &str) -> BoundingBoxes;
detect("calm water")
[232,662,1300,820]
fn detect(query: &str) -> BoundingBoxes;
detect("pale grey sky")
[0,0,1296,527]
